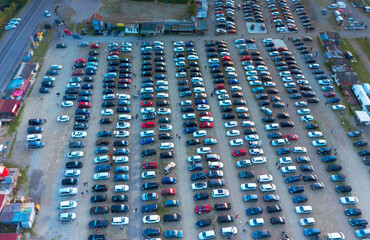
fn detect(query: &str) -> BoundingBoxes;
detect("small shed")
[140,23,156,35]
[354,111,370,125]
[124,23,139,33]
[0,100,21,120]
[90,13,104,31]
[117,23,125,31]
[0,203,36,228]
[0,167,9,178]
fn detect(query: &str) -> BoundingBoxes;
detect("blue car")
[210,63,220,68]
[285,175,301,184]
[165,200,180,207]
[246,207,263,216]
[328,97,340,103]
[252,87,264,93]
[155,74,167,80]
[142,204,158,212]
[141,137,155,145]
[162,177,176,184]
[322,85,334,91]
[277,148,290,155]
[195,99,208,105]
[185,41,194,47]
[184,127,196,134]
[229,78,239,84]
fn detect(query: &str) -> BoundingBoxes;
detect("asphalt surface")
[3,0,370,239]
[0,0,50,92]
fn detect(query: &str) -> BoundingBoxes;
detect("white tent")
[337,2,347,8]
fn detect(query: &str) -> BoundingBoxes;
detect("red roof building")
[0,233,21,240]
[0,100,20,121]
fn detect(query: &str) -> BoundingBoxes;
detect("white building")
[352,84,370,113]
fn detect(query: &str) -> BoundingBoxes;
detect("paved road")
[0,0,50,91]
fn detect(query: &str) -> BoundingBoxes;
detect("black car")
[280,121,294,127]
[194,192,209,201]
[336,185,352,193]
[270,217,286,224]
[239,170,255,179]
[95,165,111,172]
[293,195,308,203]
[91,195,107,203]
[112,195,129,202]
[111,204,129,213]
[141,149,157,157]
[142,182,158,190]
[65,161,83,169]
[88,220,108,229]
[97,131,112,137]
[305,123,318,130]
[345,208,362,216]
[90,206,109,215]
[267,132,282,139]
[163,213,182,222]
[217,215,234,223]
[288,186,304,194]
[28,119,44,125]
[69,141,85,148]
[61,178,78,185]
[143,228,160,237]
[266,204,283,213]
[195,218,211,228]
[73,124,88,130]
[191,172,206,181]
[113,140,128,147]
[160,151,174,159]
[159,133,172,140]
[262,117,276,123]
[186,139,200,146]
[91,184,108,192]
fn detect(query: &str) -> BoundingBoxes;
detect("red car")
[118,78,131,84]
[142,121,155,128]
[227,29,236,34]
[272,16,282,20]
[90,43,101,49]
[142,162,157,169]
[162,188,176,195]
[141,101,153,107]
[324,92,336,97]
[109,51,119,56]
[75,58,85,63]
[78,102,91,108]
[278,47,288,52]
[214,84,224,89]
[232,149,247,157]
[195,205,211,214]
[284,134,299,140]
[241,56,251,61]
[72,70,84,76]
[64,29,72,35]
[199,122,214,128]
[199,111,211,117]
[222,56,231,61]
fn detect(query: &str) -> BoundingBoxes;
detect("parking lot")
[8,0,370,240]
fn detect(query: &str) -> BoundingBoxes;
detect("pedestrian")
[310,47,313,51]
[44,118,47,123]
[331,129,334,134]
[243,229,246,233]
[325,102,328,105]
[120,225,124,230]
[135,208,138,212]
[86,190,89,193]
[236,214,238,219]
[56,103,59,106]
[110,162,113,166]
[300,174,302,177]
[205,65,207,69]
[281,231,286,235]
[176,134,178,137]
[86,182,88,186]
[275,161,278,166]
[365,25,368,29]
[245,227,248,233]
[199,36,201,40]
[134,85,136,88]
[179,136,181,139]
[285,234,289,238]
[278,165,281,170]
[335,152,337,155]
[286,103,289,107]
[96,228,99,232]
[334,147,337,151]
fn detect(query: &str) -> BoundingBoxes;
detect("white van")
[59,200,77,209]
[59,187,78,196]
[111,217,129,225]
[118,114,131,121]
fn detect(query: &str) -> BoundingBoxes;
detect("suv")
[163,162,176,174]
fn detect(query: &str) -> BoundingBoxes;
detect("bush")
[0,0,29,37]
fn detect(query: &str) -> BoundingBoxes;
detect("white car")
[219,100,232,106]
[44,10,51,17]
[230,139,243,146]
[225,67,235,72]
[142,215,160,224]
[57,115,70,122]
[157,108,171,115]
[265,123,279,130]
[264,82,276,87]
[279,157,292,164]
[216,89,227,95]
[200,116,214,122]
[240,183,257,191]
[188,155,201,162]
[225,121,237,128]
[249,218,264,227]
[62,101,73,107]
[114,130,129,138]
[68,151,83,158]
[116,122,130,129]
[111,217,129,225]
[297,108,310,115]
[299,218,315,226]
[249,81,262,86]
[94,155,109,163]
[236,160,251,168]
[140,130,155,137]
[284,83,296,88]
[244,65,255,71]
[257,175,273,183]
[241,121,254,127]
[230,86,242,91]
[141,171,156,179]
[93,172,110,180]
[122,42,132,47]
[295,205,312,214]
[292,147,307,153]
[101,109,114,115]
[282,77,293,82]
[246,70,258,76]
[192,182,207,190]
[160,142,174,149]
[141,107,155,114]
[27,134,42,142]
[174,47,184,52]
[181,100,192,106]
[339,196,358,205]
[312,139,327,146]
[227,130,240,137]
[175,61,186,67]
[271,139,287,146]
[182,113,196,120]
[59,212,76,221]
[250,148,264,155]
[197,104,210,110]
[327,232,345,240]
[332,104,345,111]
[118,114,131,121]
[193,130,207,138]
[188,55,199,60]
[251,156,267,164]
[294,101,307,107]
[245,134,259,141]
[113,156,129,163]
[318,79,331,85]
[212,189,229,198]
[114,185,129,192]
[197,147,211,154]
[65,169,81,177]
[260,184,276,192]
[281,166,297,173]
[208,161,223,169]
[300,115,313,122]
[199,230,216,240]
[59,200,77,209]
[247,76,258,81]
[308,131,322,138]
[173,41,184,46]
[71,131,87,138]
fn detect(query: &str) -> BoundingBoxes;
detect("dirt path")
[351,40,370,72]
